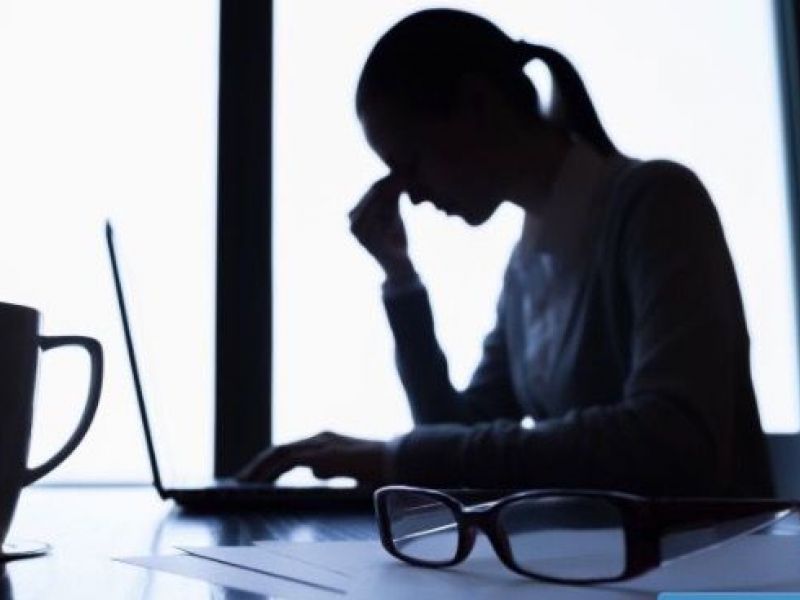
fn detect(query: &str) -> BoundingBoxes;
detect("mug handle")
[22,335,104,485]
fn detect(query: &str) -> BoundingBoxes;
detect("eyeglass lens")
[498,495,626,580]
[385,491,459,564]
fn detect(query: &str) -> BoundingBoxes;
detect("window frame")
[214,0,273,476]
[768,0,800,496]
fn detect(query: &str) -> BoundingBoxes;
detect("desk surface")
[1,484,375,599]
[6,486,800,599]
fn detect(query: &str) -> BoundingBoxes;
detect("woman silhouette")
[239,9,773,497]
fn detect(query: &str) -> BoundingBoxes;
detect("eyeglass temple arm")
[419,490,796,530]
[649,498,797,532]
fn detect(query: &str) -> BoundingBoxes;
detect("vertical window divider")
[214,0,273,477]
[767,0,800,496]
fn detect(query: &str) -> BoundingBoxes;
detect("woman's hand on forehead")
[349,173,416,281]
[348,172,405,224]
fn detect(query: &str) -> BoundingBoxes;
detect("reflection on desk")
[1,484,376,599]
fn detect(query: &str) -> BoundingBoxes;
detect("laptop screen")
[106,222,182,491]
[107,221,358,491]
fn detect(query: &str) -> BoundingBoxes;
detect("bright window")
[273,0,799,442]
[0,1,219,481]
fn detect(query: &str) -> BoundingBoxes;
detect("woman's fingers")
[236,445,287,481]
[349,173,404,226]
[235,432,328,481]
[349,173,412,273]
[235,431,389,484]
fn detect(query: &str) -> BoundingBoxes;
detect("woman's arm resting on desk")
[235,290,521,485]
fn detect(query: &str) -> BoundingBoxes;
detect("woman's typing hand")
[235,431,391,486]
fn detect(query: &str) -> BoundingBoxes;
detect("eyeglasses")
[374,485,796,584]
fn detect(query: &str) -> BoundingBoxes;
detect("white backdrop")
[0,1,218,481]
[273,0,799,448]
[0,0,794,483]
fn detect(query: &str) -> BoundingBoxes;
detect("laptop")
[105,221,373,511]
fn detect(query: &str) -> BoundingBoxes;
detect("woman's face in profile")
[360,99,503,226]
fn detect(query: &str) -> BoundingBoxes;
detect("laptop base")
[168,485,374,512]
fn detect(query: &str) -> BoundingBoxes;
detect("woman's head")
[356,9,616,225]
[357,10,540,121]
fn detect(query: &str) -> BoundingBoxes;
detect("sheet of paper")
[116,554,344,599]
[177,545,350,593]
[622,534,800,593]
[348,535,800,599]
[255,534,800,599]
[122,533,800,599]
[253,539,383,576]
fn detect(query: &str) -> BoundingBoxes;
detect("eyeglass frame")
[374,485,797,585]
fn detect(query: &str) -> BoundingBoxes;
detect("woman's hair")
[356,9,616,156]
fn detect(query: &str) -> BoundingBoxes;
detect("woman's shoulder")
[613,156,707,196]
[609,155,717,224]
[601,155,723,257]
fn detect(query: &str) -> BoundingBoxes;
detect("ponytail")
[515,41,617,156]
[356,10,618,157]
